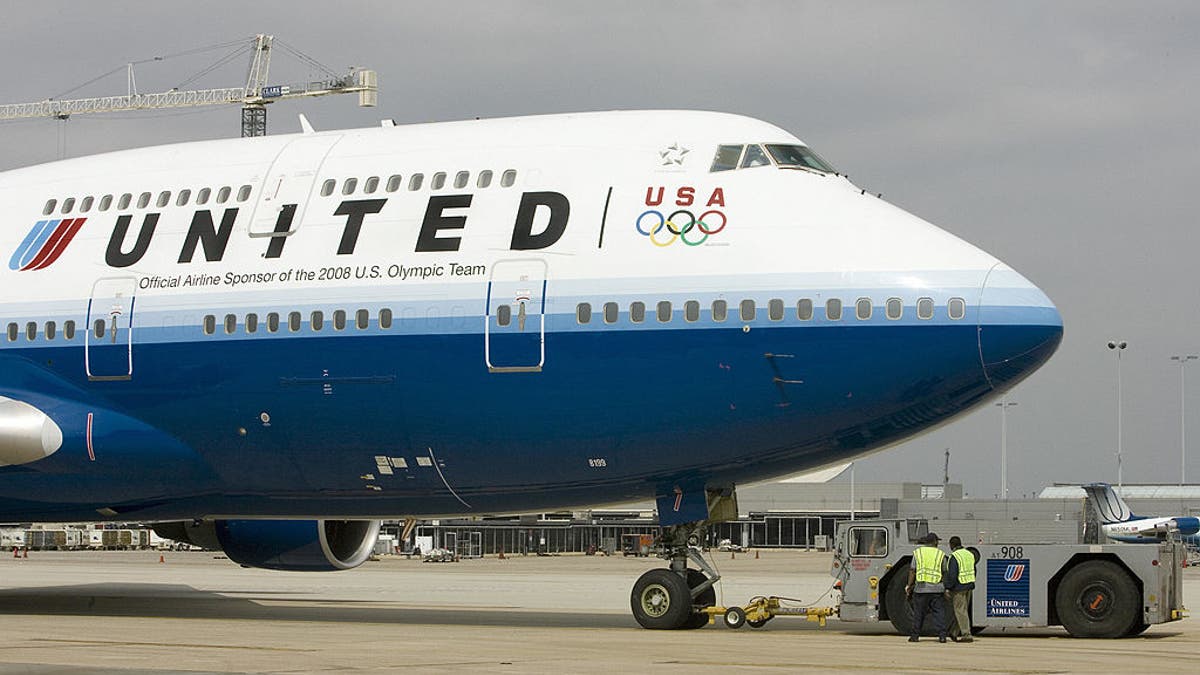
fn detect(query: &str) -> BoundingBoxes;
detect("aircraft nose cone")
[977,265,1063,390]
[0,396,64,466]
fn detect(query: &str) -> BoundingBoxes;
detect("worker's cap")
[923,532,940,543]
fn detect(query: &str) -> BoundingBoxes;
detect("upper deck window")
[765,144,836,174]
[710,145,743,172]
[740,144,771,169]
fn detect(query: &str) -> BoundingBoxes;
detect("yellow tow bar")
[701,597,837,629]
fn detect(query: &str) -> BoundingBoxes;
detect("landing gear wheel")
[631,568,691,630]
[1054,560,1141,638]
[682,569,717,629]
[724,606,747,629]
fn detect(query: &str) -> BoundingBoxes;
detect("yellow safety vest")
[952,548,976,584]
[913,545,945,584]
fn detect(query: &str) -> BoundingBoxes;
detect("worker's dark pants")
[910,592,947,638]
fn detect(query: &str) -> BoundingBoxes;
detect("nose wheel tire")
[631,569,691,629]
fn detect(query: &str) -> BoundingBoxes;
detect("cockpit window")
[740,144,771,168]
[710,145,744,172]
[765,144,836,174]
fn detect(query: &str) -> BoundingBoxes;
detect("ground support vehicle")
[832,519,1187,638]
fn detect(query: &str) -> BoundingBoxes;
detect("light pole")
[1108,341,1128,488]
[1169,354,1197,485]
[996,397,1018,499]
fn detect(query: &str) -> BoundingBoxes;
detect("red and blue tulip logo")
[8,218,86,271]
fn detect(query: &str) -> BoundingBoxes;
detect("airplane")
[0,109,1062,629]
[1082,482,1200,545]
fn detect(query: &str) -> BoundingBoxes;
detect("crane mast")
[0,34,377,137]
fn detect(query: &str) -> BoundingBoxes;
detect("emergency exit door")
[85,276,138,381]
[485,259,547,373]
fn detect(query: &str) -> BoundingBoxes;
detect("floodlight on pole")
[1108,340,1127,488]
[1169,354,1198,486]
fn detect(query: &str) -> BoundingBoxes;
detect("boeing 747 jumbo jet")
[0,110,1061,628]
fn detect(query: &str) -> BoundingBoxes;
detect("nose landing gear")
[629,521,721,629]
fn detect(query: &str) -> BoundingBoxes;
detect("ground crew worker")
[945,535,976,642]
[905,532,948,642]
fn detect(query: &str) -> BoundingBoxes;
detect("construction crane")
[0,34,377,137]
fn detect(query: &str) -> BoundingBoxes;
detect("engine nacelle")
[154,519,380,571]
[1172,517,1200,536]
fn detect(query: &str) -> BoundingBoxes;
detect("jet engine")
[1170,517,1200,536]
[154,519,381,571]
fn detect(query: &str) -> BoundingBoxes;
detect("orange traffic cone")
[755,549,760,559]
[159,555,165,564]
[498,548,506,560]
[12,547,18,558]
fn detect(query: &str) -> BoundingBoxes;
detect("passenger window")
[630,301,646,323]
[288,312,301,332]
[93,319,106,339]
[356,309,369,330]
[740,299,756,322]
[25,322,36,341]
[431,172,446,190]
[245,313,258,334]
[386,175,403,192]
[948,297,966,320]
[156,191,171,208]
[5,323,16,342]
[603,302,618,324]
[684,300,700,322]
[62,197,76,214]
[797,298,813,320]
[224,314,237,335]
[826,298,843,321]
[768,299,784,321]
[45,321,56,340]
[497,304,512,327]
[477,170,493,188]
[576,303,592,324]
[454,171,469,189]
[311,311,324,331]
[217,187,231,204]
[886,298,903,320]
[118,194,132,210]
[500,169,517,187]
[656,301,672,323]
[364,176,380,194]
[341,178,357,196]
[409,173,424,191]
[80,196,94,212]
[320,179,336,197]
[856,298,872,320]
[379,308,393,329]
[710,145,744,172]
[176,189,191,206]
[63,320,76,340]
[917,297,934,320]
[266,312,280,333]
[42,199,56,216]
[849,527,888,557]
[202,315,215,335]
[137,192,151,208]
[712,299,728,322]
[333,310,347,331]
[196,188,210,205]
[99,195,113,211]
[237,185,252,202]
[740,144,771,168]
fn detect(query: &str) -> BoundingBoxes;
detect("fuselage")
[0,110,1062,522]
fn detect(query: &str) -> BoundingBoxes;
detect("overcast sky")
[2,2,1198,499]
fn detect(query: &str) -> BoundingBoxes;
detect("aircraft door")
[248,134,344,238]
[485,259,547,373]
[85,276,138,381]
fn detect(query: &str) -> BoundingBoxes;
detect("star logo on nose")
[659,143,689,166]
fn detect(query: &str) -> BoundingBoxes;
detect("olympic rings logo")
[635,209,727,247]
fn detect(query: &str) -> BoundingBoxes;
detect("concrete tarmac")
[0,549,1196,674]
